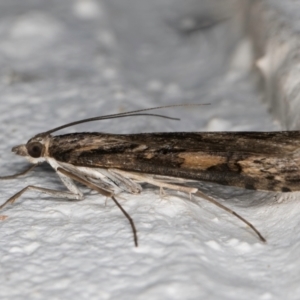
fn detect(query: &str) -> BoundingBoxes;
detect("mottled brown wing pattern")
[48,132,300,192]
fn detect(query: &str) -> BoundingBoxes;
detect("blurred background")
[0,0,281,137]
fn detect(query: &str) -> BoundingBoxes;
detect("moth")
[2,104,297,246]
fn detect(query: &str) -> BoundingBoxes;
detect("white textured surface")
[0,1,299,300]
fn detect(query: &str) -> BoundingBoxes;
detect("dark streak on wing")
[48,131,300,192]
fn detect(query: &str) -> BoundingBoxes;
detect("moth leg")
[111,169,198,195]
[194,190,266,242]
[157,187,170,202]
[0,185,84,210]
[0,164,38,180]
[153,175,198,184]
[57,167,138,247]
[106,169,142,194]
[112,169,265,243]
[57,163,117,193]
[160,187,166,197]
[0,170,84,211]
[56,170,84,197]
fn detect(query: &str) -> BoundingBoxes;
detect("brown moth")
[2,104,293,246]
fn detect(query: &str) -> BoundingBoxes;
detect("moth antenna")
[0,164,38,180]
[40,103,210,135]
[195,191,266,242]
[43,113,179,135]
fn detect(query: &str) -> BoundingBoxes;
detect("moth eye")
[26,142,43,158]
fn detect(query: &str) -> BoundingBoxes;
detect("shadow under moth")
[2,104,298,246]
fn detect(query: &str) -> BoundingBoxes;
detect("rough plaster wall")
[0,1,299,300]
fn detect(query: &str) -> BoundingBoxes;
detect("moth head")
[11,134,49,164]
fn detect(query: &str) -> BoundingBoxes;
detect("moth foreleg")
[0,164,38,180]
[0,167,84,211]
[0,185,84,211]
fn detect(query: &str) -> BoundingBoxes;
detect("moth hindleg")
[110,169,198,195]
[194,190,266,242]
